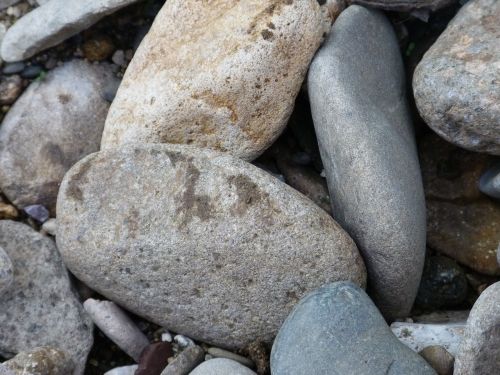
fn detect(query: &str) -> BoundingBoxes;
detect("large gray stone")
[413,0,500,155]
[307,5,426,319]
[454,282,500,374]
[56,144,366,349]
[270,282,437,375]
[0,245,13,296]
[101,0,325,161]
[0,0,141,62]
[0,221,93,375]
[348,0,455,11]
[190,359,256,375]
[0,59,118,214]
[479,162,500,200]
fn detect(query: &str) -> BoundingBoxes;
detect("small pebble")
[0,75,23,105]
[20,64,43,79]
[161,331,173,343]
[0,246,13,296]
[2,62,25,75]
[174,335,195,348]
[160,345,204,375]
[479,162,500,200]
[104,365,138,375]
[44,57,58,70]
[112,49,126,67]
[23,204,49,223]
[82,35,115,61]
[190,358,257,375]
[0,202,18,220]
[136,342,173,375]
[419,345,454,375]
[41,218,57,236]
[207,347,254,368]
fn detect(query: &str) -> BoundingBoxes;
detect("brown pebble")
[419,345,454,375]
[136,342,173,375]
[0,202,18,220]
[82,35,115,61]
[0,75,23,105]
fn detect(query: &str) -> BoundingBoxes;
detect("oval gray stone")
[307,5,426,319]
[479,162,500,200]
[271,282,437,375]
[101,0,325,161]
[413,0,500,155]
[190,359,256,375]
[0,245,13,296]
[56,144,366,349]
[0,221,93,375]
[0,59,118,214]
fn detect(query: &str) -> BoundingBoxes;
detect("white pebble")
[104,365,138,375]
[174,334,195,348]
[161,331,173,343]
[41,218,57,236]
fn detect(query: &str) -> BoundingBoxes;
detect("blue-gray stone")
[479,162,500,200]
[270,282,437,375]
[307,5,426,319]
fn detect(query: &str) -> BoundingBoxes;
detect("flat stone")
[0,59,118,214]
[56,144,366,349]
[1,347,74,375]
[454,282,500,374]
[190,359,256,375]
[479,162,500,200]
[308,5,426,319]
[271,282,436,375]
[0,0,141,62]
[160,345,204,375]
[0,221,93,375]
[413,0,500,155]
[101,0,325,161]
[0,246,13,296]
[419,346,454,375]
[348,0,455,11]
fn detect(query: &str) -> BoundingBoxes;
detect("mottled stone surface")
[0,245,13,296]
[414,0,500,155]
[56,144,366,349]
[0,60,117,214]
[454,282,500,374]
[2,347,74,375]
[349,0,455,11]
[271,282,437,375]
[190,359,256,375]
[0,221,93,375]
[101,0,325,161]
[308,5,426,319]
[420,133,500,275]
[1,0,141,62]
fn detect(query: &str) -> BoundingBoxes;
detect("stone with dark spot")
[270,282,437,375]
[56,144,366,349]
[101,0,326,161]
[0,59,118,214]
[414,0,500,155]
[0,221,93,375]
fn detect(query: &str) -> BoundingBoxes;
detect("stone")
[0,75,22,105]
[0,1,19,11]
[479,162,500,200]
[1,347,74,375]
[244,342,269,375]
[83,298,150,362]
[413,0,500,155]
[40,218,57,236]
[308,5,426,319]
[23,204,49,223]
[391,321,466,356]
[0,59,118,214]
[190,359,256,375]
[0,220,93,375]
[174,335,195,349]
[0,246,13,296]
[348,0,455,11]
[135,342,173,375]
[454,282,500,374]
[206,348,254,368]
[20,64,43,79]
[104,365,138,375]
[56,144,366,349]
[415,256,468,310]
[0,0,142,62]
[2,63,24,75]
[271,282,436,375]
[419,346,454,375]
[82,35,115,62]
[0,203,18,220]
[420,133,500,275]
[101,0,325,161]
[160,346,204,375]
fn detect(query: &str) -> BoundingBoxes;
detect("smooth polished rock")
[308,4,426,319]
[413,0,500,155]
[479,162,500,200]
[271,282,437,375]
[56,144,366,349]
[190,359,256,375]
[0,60,117,214]
[0,221,93,375]
[454,282,500,374]
[101,0,325,161]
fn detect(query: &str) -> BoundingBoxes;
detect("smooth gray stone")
[271,282,437,375]
[308,5,426,319]
[348,0,455,11]
[0,60,118,214]
[161,346,204,375]
[189,358,256,375]
[479,162,500,200]
[413,0,500,155]
[0,221,93,375]
[0,245,13,296]
[56,144,366,349]
[454,282,500,374]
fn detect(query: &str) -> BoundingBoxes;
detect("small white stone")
[104,365,138,375]
[41,218,57,236]
[161,331,173,343]
[111,50,125,67]
[174,334,195,348]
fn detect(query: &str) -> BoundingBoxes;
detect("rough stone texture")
[0,60,118,214]
[420,133,500,275]
[454,282,500,374]
[56,144,366,349]
[0,245,13,296]
[308,5,426,319]
[0,221,93,375]
[419,346,454,375]
[271,282,437,375]
[190,359,256,375]
[160,345,204,375]
[413,0,500,155]
[479,161,500,200]
[349,0,455,11]
[1,347,74,375]
[101,0,325,161]
[0,75,22,105]
[0,0,141,62]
